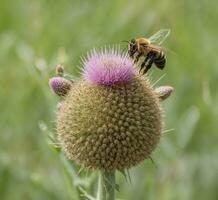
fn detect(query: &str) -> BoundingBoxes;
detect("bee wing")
[147,45,176,55]
[148,29,171,45]
[141,43,163,52]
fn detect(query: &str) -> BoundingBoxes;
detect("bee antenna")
[121,40,129,43]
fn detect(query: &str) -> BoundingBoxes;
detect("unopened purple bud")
[49,77,72,96]
[55,64,64,76]
[155,86,174,101]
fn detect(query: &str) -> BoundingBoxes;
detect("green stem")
[97,170,116,200]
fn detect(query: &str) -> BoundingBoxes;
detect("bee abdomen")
[154,51,166,70]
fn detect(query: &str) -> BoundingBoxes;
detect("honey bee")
[128,29,170,74]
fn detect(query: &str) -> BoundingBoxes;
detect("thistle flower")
[54,48,168,171]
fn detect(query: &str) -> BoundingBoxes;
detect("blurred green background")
[1,0,218,199]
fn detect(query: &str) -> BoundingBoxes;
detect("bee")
[128,29,170,74]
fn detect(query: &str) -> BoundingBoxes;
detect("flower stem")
[97,170,115,200]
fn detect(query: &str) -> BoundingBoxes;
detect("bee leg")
[139,55,149,73]
[142,62,152,74]
[142,56,154,75]
[134,53,142,64]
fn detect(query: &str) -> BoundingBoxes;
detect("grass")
[0,0,218,199]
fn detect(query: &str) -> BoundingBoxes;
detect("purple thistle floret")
[82,48,135,85]
[49,77,72,96]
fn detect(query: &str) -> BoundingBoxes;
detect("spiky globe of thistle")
[56,49,162,170]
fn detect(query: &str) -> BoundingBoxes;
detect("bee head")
[128,39,137,58]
